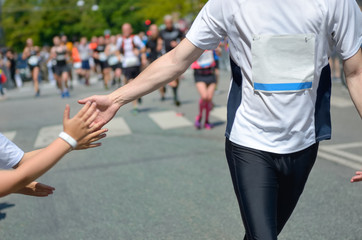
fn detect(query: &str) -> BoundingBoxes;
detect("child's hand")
[15,182,55,197]
[75,127,108,150]
[63,102,99,142]
[351,171,362,183]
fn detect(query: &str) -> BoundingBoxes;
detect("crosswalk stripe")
[331,96,354,108]
[33,117,132,148]
[318,150,361,170]
[320,143,362,164]
[104,117,132,137]
[34,125,63,148]
[149,111,192,130]
[2,131,17,141]
[211,107,227,121]
[319,142,362,169]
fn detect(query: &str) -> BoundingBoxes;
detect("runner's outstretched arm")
[78,39,204,126]
[344,48,362,118]
[344,48,362,183]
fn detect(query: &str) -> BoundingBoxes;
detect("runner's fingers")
[82,102,97,121]
[77,101,92,118]
[86,109,100,126]
[63,104,70,122]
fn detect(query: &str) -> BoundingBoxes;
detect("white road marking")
[105,117,132,137]
[34,125,63,148]
[2,131,16,141]
[211,107,227,121]
[33,117,131,148]
[149,111,192,130]
[318,142,362,169]
[318,151,361,170]
[330,96,354,108]
[320,142,362,150]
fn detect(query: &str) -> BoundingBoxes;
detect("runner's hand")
[63,102,100,141]
[15,182,55,197]
[78,95,118,128]
[351,171,362,182]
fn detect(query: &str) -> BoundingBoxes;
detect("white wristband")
[59,132,77,149]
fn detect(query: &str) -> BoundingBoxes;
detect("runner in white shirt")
[116,23,147,113]
[106,35,123,87]
[79,0,362,238]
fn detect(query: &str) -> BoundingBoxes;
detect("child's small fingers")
[87,143,102,148]
[92,128,108,136]
[90,121,104,131]
[82,102,97,122]
[89,133,107,143]
[77,101,92,118]
[63,104,70,122]
[78,143,102,149]
[37,183,56,191]
[86,109,100,126]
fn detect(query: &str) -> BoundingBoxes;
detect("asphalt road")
[0,69,361,240]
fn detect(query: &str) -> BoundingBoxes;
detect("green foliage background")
[2,0,207,51]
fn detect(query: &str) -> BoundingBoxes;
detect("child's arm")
[0,102,103,197]
[10,116,107,197]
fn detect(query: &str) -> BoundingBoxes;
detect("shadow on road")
[0,202,15,221]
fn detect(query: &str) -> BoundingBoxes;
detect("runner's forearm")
[109,39,203,107]
[347,74,362,118]
[345,49,362,118]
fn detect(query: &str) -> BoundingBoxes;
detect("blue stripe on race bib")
[254,82,312,92]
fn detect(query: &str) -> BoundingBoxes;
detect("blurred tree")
[2,0,208,50]
[136,0,208,25]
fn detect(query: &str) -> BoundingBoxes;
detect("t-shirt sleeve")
[116,37,123,50]
[186,0,232,50]
[328,0,362,60]
[0,133,24,169]
[134,35,145,49]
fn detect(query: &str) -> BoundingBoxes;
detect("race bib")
[28,56,39,66]
[197,50,215,68]
[124,56,140,67]
[108,55,120,66]
[73,62,81,69]
[251,34,315,93]
[99,52,107,61]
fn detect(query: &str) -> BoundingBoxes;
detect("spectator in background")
[5,49,17,88]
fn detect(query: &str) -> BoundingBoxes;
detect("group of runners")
[1,1,362,240]
[19,18,184,101]
[18,15,225,128]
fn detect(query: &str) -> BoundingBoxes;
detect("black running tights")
[225,138,318,240]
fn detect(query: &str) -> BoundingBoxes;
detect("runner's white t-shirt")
[0,133,24,169]
[186,0,362,153]
[116,35,145,68]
